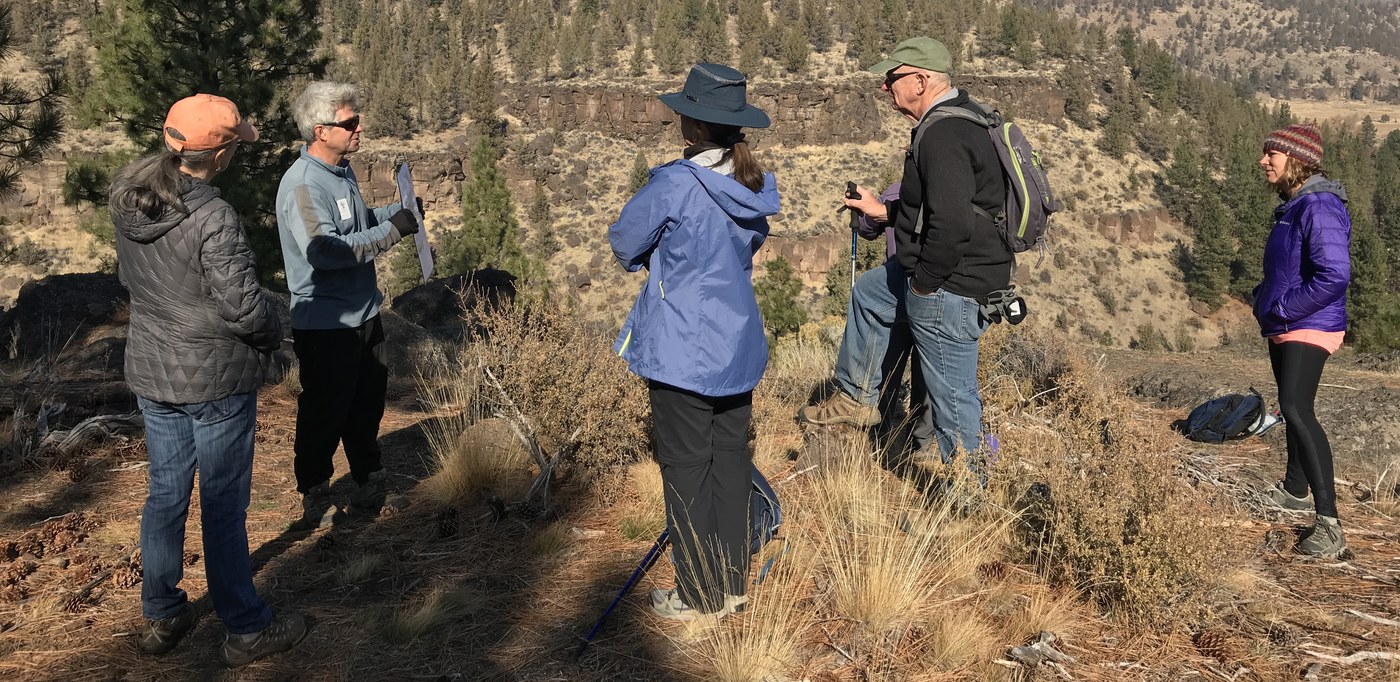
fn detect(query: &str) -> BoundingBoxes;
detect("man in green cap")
[799,36,1011,475]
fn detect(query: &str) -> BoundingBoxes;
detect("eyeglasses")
[883,71,920,89]
[320,115,361,132]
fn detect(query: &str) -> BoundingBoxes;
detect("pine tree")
[1100,76,1135,159]
[439,136,529,277]
[0,6,62,200]
[756,256,807,338]
[1222,132,1275,296]
[1059,61,1094,129]
[652,1,688,75]
[629,32,648,77]
[82,0,326,282]
[692,1,730,64]
[802,0,832,53]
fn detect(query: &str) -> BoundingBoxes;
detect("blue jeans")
[905,284,989,461]
[138,391,272,634]
[834,259,931,443]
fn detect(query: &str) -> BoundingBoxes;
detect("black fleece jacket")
[889,90,1012,299]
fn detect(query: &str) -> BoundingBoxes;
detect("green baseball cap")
[867,36,951,75]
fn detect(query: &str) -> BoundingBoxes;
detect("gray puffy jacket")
[112,177,282,404]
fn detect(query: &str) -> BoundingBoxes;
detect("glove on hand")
[389,208,419,237]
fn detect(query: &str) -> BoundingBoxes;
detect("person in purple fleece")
[1252,122,1351,558]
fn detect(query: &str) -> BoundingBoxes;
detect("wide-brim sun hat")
[658,63,771,129]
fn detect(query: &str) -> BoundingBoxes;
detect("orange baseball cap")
[162,94,259,154]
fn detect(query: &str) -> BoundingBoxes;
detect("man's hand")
[389,208,420,237]
[910,280,936,296]
[842,184,888,223]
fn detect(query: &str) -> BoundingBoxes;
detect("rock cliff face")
[1092,208,1172,245]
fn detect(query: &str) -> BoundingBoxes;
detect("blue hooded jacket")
[610,159,781,397]
[1253,175,1351,337]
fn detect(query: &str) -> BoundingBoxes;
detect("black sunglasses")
[320,115,361,132]
[883,71,921,88]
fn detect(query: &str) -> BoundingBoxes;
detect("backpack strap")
[907,103,996,237]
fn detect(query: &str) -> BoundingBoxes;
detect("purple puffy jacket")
[1253,176,1351,337]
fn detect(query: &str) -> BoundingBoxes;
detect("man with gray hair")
[801,37,1011,480]
[275,81,421,528]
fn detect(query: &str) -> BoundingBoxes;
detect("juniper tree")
[82,0,326,281]
[756,256,807,338]
[629,150,650,193]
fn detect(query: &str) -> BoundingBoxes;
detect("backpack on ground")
[908,100,1062,256]
[1183,388,1283,443]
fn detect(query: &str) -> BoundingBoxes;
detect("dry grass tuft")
[529,522,573,558]
[421,416,534,508]
[384,584,485,644]
[334,553,386,586]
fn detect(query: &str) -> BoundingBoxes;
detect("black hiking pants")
[648,381,752,614]
[1269,340,1337,518]
[292,316,388,493]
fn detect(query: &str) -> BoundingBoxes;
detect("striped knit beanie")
[1263,123,1323,168]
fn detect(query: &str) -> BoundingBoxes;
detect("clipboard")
[395,159,434,283]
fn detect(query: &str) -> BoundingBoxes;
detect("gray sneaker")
[220,610,309,668]
[648,587,738,621]
[798,392,881,428]
[1265,482,1312,512]
[348,470,387,518]
[1296,515,1347,558]
[138,603,197,655]
[292,482,336,531]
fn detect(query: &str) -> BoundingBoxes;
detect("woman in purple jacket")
[1253,123,1351,557]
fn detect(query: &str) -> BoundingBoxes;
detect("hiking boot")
[648,588,732,621]
[798,392,881,428]
[292,482,336,531]
[1265,482,1312,512]
[1296,515,1347,558]
[348,470,387,518]
[220,610,309,668]
[138,604,197,655]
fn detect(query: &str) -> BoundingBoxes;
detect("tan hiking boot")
[797,392,880,427]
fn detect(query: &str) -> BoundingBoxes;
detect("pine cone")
[181,551,199,566]
[976,560,1009,581]
[1266,621,1298,647]
[62,594,88,613]
[1,560,35,586]
[436,508,460,538]
[0,585,26,603]
[1192,629,1234,662]
[111,565,141,590]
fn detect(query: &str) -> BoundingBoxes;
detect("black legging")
[1269,341,1337,518]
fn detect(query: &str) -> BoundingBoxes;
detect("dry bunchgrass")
[693,543,816,682]
[334,552,387,586]
[616,462,666,542]
[421,416,534,508]
[383,584,486,644]
[529,522,573,558]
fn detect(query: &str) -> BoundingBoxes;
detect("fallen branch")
[40,412,144,456]
[1318,383,1359,391]
[1299,646,1400,665]
[1344,609,1400,629]
[481,364,548,471]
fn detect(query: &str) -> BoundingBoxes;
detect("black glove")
[389,208,419,237]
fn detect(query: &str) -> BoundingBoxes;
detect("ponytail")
[110,149,220,220]
[687,117,766,192]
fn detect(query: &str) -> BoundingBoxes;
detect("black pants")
[1269,341,1337,518]
[292,316,388,493]
[648,381,752,614]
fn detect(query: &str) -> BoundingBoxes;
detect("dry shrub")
[616,462,666,541]
[989,329,1229,624]
[423,296,650,501]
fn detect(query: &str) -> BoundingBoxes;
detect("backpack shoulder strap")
[908,103,997,236]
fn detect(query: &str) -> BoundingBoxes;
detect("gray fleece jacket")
[112,177,282,404]
[275,146,403,330]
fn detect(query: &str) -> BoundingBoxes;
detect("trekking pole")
[839,181,862,290]
[574,528,670,658]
